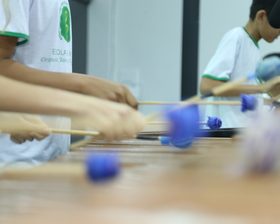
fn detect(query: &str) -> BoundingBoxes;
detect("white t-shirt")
[0,0,73,166]
[202,27,263,128]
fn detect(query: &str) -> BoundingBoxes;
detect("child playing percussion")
[0,0,145,166]
[200,0,280,128]
[0,75,146,145]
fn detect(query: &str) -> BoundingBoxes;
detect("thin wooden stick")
[52,129,139,140]
[149,121,206,125]
[139,101,241,105]
[196,137,232,140]
[146,77,250,122]
[51,118,208,137]
[51,129,99,137]
[148,122,167,125]
[69,137,97,151]
[52,119,208,140]
[51,119,208,141]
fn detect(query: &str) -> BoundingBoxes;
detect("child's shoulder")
[223,27,246,39]
[218,27,247,45]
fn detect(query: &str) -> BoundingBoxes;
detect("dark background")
[69,0,90,143]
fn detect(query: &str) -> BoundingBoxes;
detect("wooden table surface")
[1,138,280,224]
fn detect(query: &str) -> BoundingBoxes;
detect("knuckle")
[108,92,118,101]
[118,106,132,117]
[116,85,125,96]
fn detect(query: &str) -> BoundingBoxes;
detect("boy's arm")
[200,77,263,96]
[0,36,138,109]
[0,75,146,142]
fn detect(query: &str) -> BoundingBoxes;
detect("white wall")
[199,0,280,88]
[87,0,280,117]
[87,0,183,116]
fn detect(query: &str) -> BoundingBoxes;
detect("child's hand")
[0,113,51,144]
[261,76,280,97]
[267,83,280,97]
[78,75,138,110]
[72,97,147,142]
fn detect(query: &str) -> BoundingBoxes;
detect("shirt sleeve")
[202,29,241,81]
[0,0,30,46]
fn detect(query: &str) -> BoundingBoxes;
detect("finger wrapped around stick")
[0,112,51,144]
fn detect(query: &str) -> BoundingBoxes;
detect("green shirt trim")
[242,27,259,49]
[0,31,29,46]
[257,78,263,85]
[202,74,229,81]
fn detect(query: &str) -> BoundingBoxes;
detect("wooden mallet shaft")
[146,76,249,121]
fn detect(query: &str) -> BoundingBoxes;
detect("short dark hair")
[263,52,280,59]
[250,0,278,20]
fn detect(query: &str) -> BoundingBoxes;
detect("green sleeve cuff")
[202,74,229,81]
[0,31,29,46]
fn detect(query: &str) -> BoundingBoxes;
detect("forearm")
[0,59,139,109]
[0,35,138,108]
[209,84,263,97]
[0,59,85,93]
[0,75,90,117]
[200,77,263,97]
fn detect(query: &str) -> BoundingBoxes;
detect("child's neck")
[244,20,261,42]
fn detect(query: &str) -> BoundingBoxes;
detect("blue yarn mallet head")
[86,153,120,182]
[256,56,280,81]
[160,136,171,145]
[166,105,199,149]
[241,94,258,112]
[206,116,222,130]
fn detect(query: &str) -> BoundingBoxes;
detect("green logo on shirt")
[59,4,71,43]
